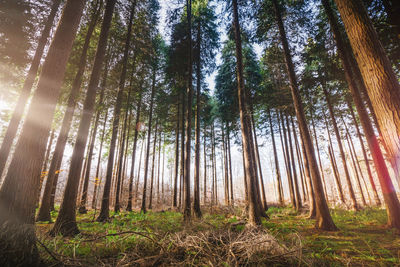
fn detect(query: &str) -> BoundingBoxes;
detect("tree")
[51,0,117,236]
[0,0,62,179]
[334,0,400,184]
[0,0,86,263]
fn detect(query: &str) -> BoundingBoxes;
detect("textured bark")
[232,0,261,225]
[0,0,62,180]
[51,0,117,236]
[272,0,337,230]
[0,1,85,263]
[203,125,207,204]
[334,0,400,183]
[323,0,400,229]
[268,109,284,205]
[292,116,308,202]
[227,126,234,206]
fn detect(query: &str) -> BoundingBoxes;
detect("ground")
[36,206,400,266]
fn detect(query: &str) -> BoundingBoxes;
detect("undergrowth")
[35,206,400,266]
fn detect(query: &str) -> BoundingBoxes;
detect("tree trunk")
[286,113,302,210]
[38,129,55,204]
[149,121,158,210]
[334,0,400,184]
[193,16,202,218]
[140,68,157,213]
[0,0,62,179]
[173,101,180,207]
[51,0,117,236]
[227,125,234,206]
[36,1,103,221]
[268,109,284,205]
[292,116,308,202]
[203,125,207,205]
[232,0,261,226]
[92,110,108,209]
[280,111,296,208]
[0,1,86,263]
[322,84,358,210]
[183,0,193,222]
[272,0,337,230]
[135,137,145,205]
[323,0,400,229]
[127,90,143,211]
[311,113,328,199]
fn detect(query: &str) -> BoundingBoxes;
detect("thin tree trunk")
[272,0,336,230]
[222,126,230,206]
[98,0,136,220]
[51,0,117,236]
[127,90,143,211]
[203,125,207,205]
[323,112,345,204]
[157,130,162,205]
[321,79,358,210]
[193,16,202,218]
[92,110,108,209]
[292,116,308,202]
[268,109,284,205]
[140,68,157,213]
[173,101,180,207]
[227,125,234,206]
[149,120,158,210]
[311,113,328,199]
[135,137,145,205]
[0,0,62,179]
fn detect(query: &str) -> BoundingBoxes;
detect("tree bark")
[232,0,261,225]
[172,101,180,207]
[0,1,86,263]
[272,0,337,230]
[334,0,400,184]
[268,109,284,205]
[51,0,117,236]
[149,120,158,210]
[0,0,62,179]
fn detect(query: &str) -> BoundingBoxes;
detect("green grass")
[36,206,400,266]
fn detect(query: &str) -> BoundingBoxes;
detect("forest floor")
[36,206,400,266]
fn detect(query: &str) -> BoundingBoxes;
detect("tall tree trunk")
[135,137,145,205]
[268,109,284,205]
[173,101,180,207]
[251,114,268,211]
[280,111,296,208]
[38,129,55,204]
[193,16,202,218]
[97,0,136,221]
[179,91,185,209]
[127,90,143,211]
[227,125,234,206]
[323,112,345,204]
[183,0,193,222]
[232,0,261,225]
[311,113,328,199]
[157,130,162,205]
[203,125,207,204]
[0,0,86,262]
[140,68,157,214]
[286,113,302,210]
[36,3,103,222]
[292,116,308,202]
[0,0,62,179]
[346,98,381,205]
[323,0,400,229]
[92,110,108,209]
[222,126,230,206]
[272,0,337,230]
[149,121,158,210]
[300,128,316,218]
[322,82,358,210]
[334,0,400,184]
[51,0,117,236]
